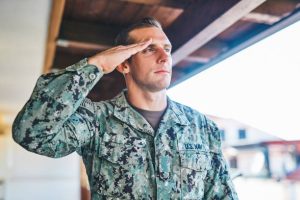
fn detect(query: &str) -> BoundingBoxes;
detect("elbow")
[11,114,31,146]
[12,121,32,154]
[12,116,23,144]
[11,117,69,159]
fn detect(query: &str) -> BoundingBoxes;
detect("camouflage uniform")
[13,59,238,200]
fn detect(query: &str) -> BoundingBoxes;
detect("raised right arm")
[12,59,102,158]
[12,39,152,158]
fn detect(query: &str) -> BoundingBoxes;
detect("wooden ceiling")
[44,0,300,101]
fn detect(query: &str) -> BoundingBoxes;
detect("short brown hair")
[115,17,163,46]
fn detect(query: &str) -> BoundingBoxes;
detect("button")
[134,139,146,148]
[89,73,96,80]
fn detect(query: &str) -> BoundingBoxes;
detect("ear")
[116,61,130,74]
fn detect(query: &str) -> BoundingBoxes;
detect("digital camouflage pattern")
[13,59,238,200]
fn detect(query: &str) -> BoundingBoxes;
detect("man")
[13,17,238,199]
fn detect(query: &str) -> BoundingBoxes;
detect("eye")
[147,47,155,52]
[143,47,155,53]
[165,48,171,53]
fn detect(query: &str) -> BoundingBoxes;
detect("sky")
[168,20,300,141]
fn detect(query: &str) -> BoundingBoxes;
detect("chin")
[148,81,171,92]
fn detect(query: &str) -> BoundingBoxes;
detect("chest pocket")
[99,132,147,166]
[95,132,149,198]
[180,151,212,200]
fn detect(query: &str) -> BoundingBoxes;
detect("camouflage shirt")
[13,59,238,200]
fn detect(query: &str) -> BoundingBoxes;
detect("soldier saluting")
[13,17,238,200]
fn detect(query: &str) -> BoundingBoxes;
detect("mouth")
[154,70,170,74]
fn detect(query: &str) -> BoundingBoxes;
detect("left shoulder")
[170,100,205,122]
[170,100,210,127]
[171,100,222,153]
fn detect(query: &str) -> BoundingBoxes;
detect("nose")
[157,48,170,64]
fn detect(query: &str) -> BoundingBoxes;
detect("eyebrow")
[147,44,172,49]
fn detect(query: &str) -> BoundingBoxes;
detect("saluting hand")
[88,38,152,74]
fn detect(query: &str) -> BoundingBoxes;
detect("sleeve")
[12,58,103,158]
[204,119,239,199]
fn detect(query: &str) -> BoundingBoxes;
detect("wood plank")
[242,12,281,25]
[118,0,192,9]
[253,0,299,17]
[128,4,155,24]
[152,5,183,28]
[171,6,300,86]
[190,40,228,58]
[59,20,124,46]
[63,0,183,28]
[184,56,209,63]
[43,0,66,73]
[57,39,111,51]
[168,0,266,65]
[241,0,299,24]
[166,0,238,51]
[184,40,227,64]
[217,20,262,42]
[124,4,183,28]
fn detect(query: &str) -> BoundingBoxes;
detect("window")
[229,157,238,169]
[220,129,226,141]
[238,129,247,139]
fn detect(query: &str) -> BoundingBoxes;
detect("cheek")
[131,54,167,74]
[131,56,144,68]
[129,62,147,76]
[131,58,154,73]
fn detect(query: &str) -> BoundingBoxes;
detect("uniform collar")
[164,98,190,126]
[113,90,153,135]
[113,90,190,135]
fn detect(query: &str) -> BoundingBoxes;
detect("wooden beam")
[59,20,123,46]
[184,40,228,64]
[189,39,229,59]
[43,0,66,73]
[242,12,281,25]
[170,7,300,87]
[168,0,266,66]
[57,39,112,51]
[166,0,238,51]
[184,56,209,63]
[253,0,299,17]
[118,0,192,9]
[241,0,300,25]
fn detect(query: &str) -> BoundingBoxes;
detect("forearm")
[12,59,103,157]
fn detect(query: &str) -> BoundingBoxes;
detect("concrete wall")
[0,134,81,200]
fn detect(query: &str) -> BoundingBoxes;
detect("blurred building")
[209,115,300,182]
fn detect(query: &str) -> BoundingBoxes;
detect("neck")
[126,87,167,111]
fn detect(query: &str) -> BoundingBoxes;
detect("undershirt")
[131,105,166,132]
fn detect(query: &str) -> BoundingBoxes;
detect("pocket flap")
[99,132,147,165]
[180,151,212,171]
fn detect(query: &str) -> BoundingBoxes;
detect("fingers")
[126,38,153,54]
[119,38,152,50]
[138,38,152,49]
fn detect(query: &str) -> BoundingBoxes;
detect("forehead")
[129,27,171,45]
